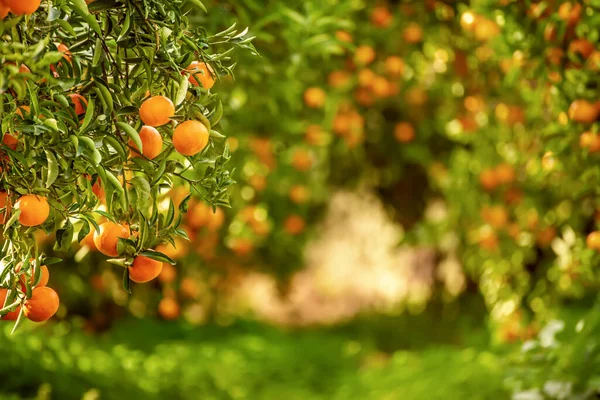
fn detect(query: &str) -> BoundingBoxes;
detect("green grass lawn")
[0,316,509,400]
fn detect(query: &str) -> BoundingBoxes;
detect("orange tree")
[0,0,253,329]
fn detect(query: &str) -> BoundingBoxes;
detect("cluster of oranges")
[0,0,227,326]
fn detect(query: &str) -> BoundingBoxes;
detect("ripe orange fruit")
[354,45,376,66]
[0,288,20,320]
[173,120,209,156]
[291,149,313,171]
[328,70,351,88]
[305,124,326,146]
[495,163,516,184]
[56,43,72,62]
[587,231,600,250]
[335,30,353,43]
[180,277,199,299]
[394,122,415,143]
[481,205,508,229]
[558,2,581,26]
[403,23,424,43]
[139,96,175,127]
[385,56,405,76]
[0,4,9,19]
[3,132,18,150]
[371,6,393,27]
[358,68,376,87]
[536,226,556,248]
[289,185,309,204]
[93,222,130,257]
[0,191,9,223]
[284,214,305,235]
[129,255,163,283]
[16,194,49,227]
[479,230,499,251]
[68,93,88,115]
[16,259,49,290]
[474,18,500,41]
[24,286,59,322]
[569,39,594,59]
[158,297,180,320]
[129,125,163,160]
[303,87,326,108]
[158,263,177,284]
[3,0,41,15]
[480,169,499,191]
[569,100,599,124]
[186,61,215,89]
[580,131,600,153]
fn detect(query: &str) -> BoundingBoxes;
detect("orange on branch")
[16,194,49,227]
[139,96,175,127]
[68,94,88,116]
[403,23,423,43]
[284,214,305,235]
[371,6,392,28]
[16,259,50,290]
[2,133,18,150]
[129,125,163,160]
[158,297,180,320]
[129,255,163,283]
[335,30,353,43]
[587,231,600,250]
[303,87,326,108]
[385,56,405,76]
[0,289,20,320]
[568,39,594,60]
[93,222,130,257]
[291,149,313,171]
[173,120,209,156]
[23,286,59,322]
[394,122,415,143]
[186,61,215,89]
[569,100,599,124]
[4,0,41,15]
[354,45,376,66]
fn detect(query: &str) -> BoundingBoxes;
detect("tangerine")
[139,96,175,127]
[16,194,49,227]
[173,120,209,156]
[129,255,163,283]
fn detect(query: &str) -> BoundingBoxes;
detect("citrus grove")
[0,0,254,330]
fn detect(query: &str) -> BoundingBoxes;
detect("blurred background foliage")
[5,0,600,398]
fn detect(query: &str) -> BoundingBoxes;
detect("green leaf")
[122,269,131,293]
[54,219,74,252]
[116,121,142,154]
[131,176,152,219]
[77,219,91,243]
[80,97,95,132]
[186,0,207,13]
[209,99,223,126]
[103,135,127,161]
[117,237,137,258]
[175,74,189,107]
[3,209,20,233]
[140,249,176,265]
[45,150,59,188]
[96,82,114,116]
